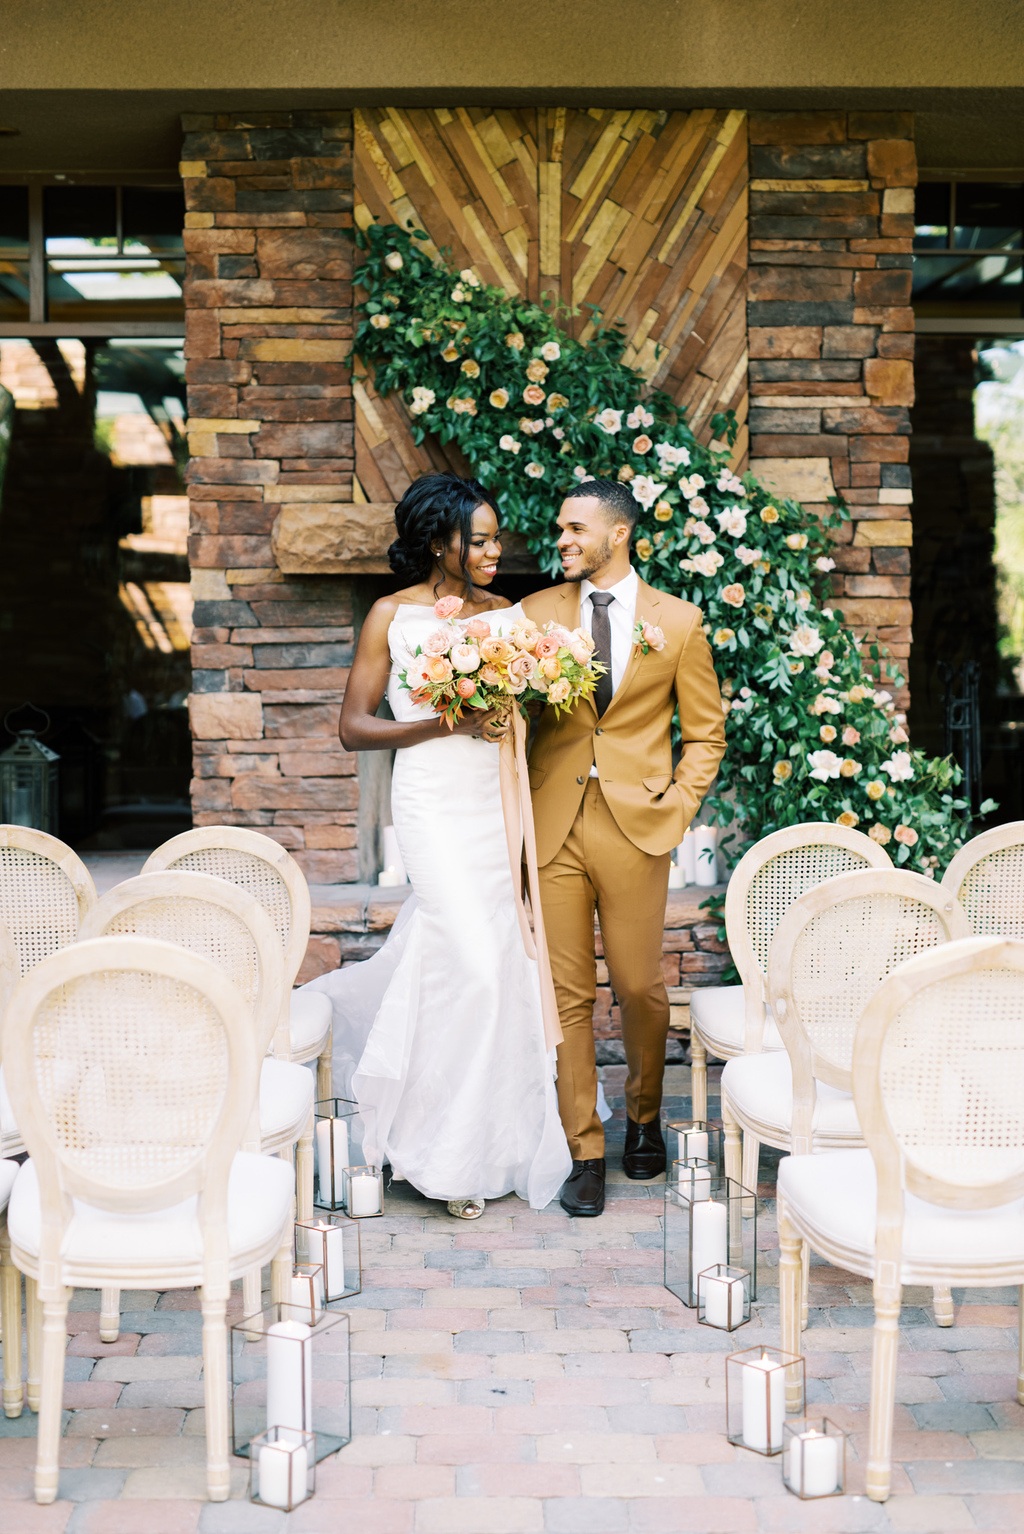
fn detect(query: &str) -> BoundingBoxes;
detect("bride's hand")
[451,708,508,742]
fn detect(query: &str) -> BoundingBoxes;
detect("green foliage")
[356,222,972,874]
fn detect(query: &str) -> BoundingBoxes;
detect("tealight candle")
[786,1428,840,1497]
[346,1166,383,1217]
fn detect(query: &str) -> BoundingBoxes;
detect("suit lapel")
[602,579,662,718]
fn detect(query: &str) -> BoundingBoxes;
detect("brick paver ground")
[2,1065,1022,1532]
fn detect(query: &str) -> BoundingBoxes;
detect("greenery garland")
[355,222,978,873]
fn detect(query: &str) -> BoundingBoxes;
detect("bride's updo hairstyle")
[388,472,499,590]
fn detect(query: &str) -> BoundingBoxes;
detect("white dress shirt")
[579,567,639,777]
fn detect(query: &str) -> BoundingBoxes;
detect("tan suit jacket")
[521,578,727,867]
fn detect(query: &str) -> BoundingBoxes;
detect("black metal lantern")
[0,709,59,833]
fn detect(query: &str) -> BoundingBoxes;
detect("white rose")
[808,749,844,781]
[370,313,390,329]
[734,545,762,566]
[499,434,521,454]
[594,408,623,435]
[524,461,545,478]
[630,474,668,510]
[408,385,436,416]
[690,549,725,578]
[384,250,404,271]
[691,520,716,545]
[881,750,914,783]
[815,557,836,573]
[789,625,825,658]
[716,507,748,538]
[655,442,690,472]
[540,341,561,361]
[459,268,481,287]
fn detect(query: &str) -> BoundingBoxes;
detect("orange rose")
[539,656,563,681]
[523,384,546,406]
[480,637,513,664]
[424,655,453,683]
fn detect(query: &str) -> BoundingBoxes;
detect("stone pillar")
[181,109,359,882]
[746,111,916,705]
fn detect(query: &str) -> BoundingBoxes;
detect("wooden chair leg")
[0,1224,23,1417]
[296,1113,315,1227]
[1017,1285,1024,1407]
[866,1283,902,1503]
[242,1267,262,1324]
[932,1286,955,1327]
[778,1201,804,1413]
[201,1288,231,1502]
[690,1032,708,1122]
[740,1131,760,1202]
[722,1100,742,1252]
[99,1287,121,1343]
[34,1287,69,1504]
[271,1224,292,1307]
[315,1026,333,1104]
[801,1241,810,1331]
[25,1275,41,1412]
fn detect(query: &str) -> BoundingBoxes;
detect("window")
[0,182,185,334]
[914,182,1024,317]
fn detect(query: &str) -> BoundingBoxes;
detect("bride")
[303,472,572,1219]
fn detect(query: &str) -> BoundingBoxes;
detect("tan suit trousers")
[539,779,671,1161]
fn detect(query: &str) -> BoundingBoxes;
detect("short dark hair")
[563,477,639,532]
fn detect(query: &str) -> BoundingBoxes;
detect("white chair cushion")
[0,1156,18,1210]
[779,1149,1024,1277]
[8,1151,293,1281]
[289,988,332,1054]
[689,985,784,1055]
[260,1058,314,1144]
[722,1051,861,1141]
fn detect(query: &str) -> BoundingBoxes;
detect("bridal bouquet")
[401,595,605,727]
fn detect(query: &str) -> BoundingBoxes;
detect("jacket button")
[595,727,603,736]
[576,775,585,784]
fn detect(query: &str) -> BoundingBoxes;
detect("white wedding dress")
[302,603,573,1209]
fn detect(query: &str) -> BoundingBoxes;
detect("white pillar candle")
[377,868,403,887]
[679,1158,711,1201]
[348,1170,382,1217]
[668,857,685,889]
[306,1220,346,1302]
[787,1429,840,1496]
[701,1269,746,1329]
[742,1355,785,1452]
[315,1116,348,1203]
[265,1319,312,1434]
[681,1128,709,1163]
[258,1437,309,1509]
[694,826,718,886]
[680,829,697,885]
[381,826,406,883]
[689,1198,728,1298]
[289,1267,323,1325]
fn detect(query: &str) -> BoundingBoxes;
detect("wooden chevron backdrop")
[352,106,749,507]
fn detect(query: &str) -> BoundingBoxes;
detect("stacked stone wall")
[746,111,916,704]
[181,109,359,881]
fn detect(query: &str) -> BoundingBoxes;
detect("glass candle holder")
[314,1099,362,1210]
[697,1263,751,1331]
[294,1215,361,1303]
[664,1162,756,1308]
[288,1263,325,1325]
[664,1118,723,1176]
[782,1416,846,1498]
[248,1426,315,1510]
[725,1346,805,1457]
[231,1302,351,1464]
[343,1164,384,1218]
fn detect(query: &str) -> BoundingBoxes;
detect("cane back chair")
[941,820,1024,939]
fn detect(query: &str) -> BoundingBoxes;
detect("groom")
[522,479,726,1216]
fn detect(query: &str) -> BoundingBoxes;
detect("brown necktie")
[590,591,615,717]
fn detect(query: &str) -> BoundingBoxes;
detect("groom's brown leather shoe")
[560,1159,605,1217]
[623,1116,666,1180]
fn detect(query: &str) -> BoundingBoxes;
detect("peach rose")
[570,641,592,665]
[451,643,482,673]
[547,624,573,647]
[539,656,563,681]
[836,810,859,828]
[546,392,569,411]
[456,676,477,698]
[479,664,502,687]
[547,678,572,704]
[509,625,540,653]
[721,584,746,608]
[534,635,561,658]
[508,653,537,683]
[480,636,513,664]
[632,434,653,454]
[464,617,491,640]
[842,726,861,747]
[424,655,453,683]
[523,383,546,406]
[489,388,510,409]
[640,622,666,651]
[868,823,892,845]
[525,358,549,382]
[865,780,886,801]
[569,627,595,653]
[434,595,464,620]
[422,628,453,656]
[894,824,919,846]
[819,725,837,743]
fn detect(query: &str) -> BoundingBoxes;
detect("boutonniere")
[633,619,666,656]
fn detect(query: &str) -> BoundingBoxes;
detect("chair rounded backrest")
[724,823,893,1049]
[1,936,256,1239]
[142,828,311,990]
[0,915,19,1019]
[80,871,285,1057]
[853,936,1024,1226]
[0,826,97,974]
[940,821,1024,939]
[768,868,972,1150]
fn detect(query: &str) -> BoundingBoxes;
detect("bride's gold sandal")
[447,1198,485,1220]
